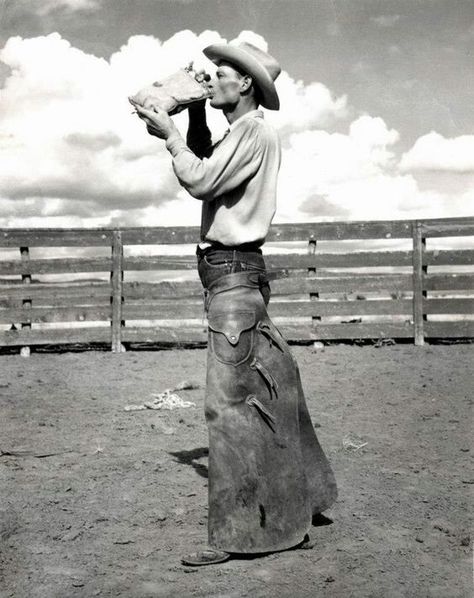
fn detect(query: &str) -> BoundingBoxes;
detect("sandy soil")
[0,344,472,598]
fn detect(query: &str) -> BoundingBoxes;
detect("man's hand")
[132,101,178,140]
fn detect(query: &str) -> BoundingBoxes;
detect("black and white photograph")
[0,1,472,596]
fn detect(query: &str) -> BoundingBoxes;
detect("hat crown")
[231,42,281,83]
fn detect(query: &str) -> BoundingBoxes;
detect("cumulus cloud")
[228,31,348,132]
[232,31,268,52]
[400,132,474,173]
[0,30,472,229]
[275,115,403,221]
[274,115,465,223]
[0,31,223,227]
[273,74,348,134]
[0,30,349,227]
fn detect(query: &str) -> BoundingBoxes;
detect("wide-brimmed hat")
[203,41,281,110]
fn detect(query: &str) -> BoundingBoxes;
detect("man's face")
[208,61,246,109]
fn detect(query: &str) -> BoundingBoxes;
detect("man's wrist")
[165,130,187,156]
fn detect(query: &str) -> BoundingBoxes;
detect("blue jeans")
[196,246,271,306]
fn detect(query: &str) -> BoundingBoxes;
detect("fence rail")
[1,216,473,352]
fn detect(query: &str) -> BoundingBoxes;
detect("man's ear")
[240,75,253,93]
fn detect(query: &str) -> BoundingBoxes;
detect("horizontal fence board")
[2,298,469,322]
[121,227,200,245]
[424,250,474,266]
[267,221,415,241]
[420,222,474,238]
[0,283,111,302]
[424,274,474,291]
[124,250,474,271]
[2,320,470,347]
[123,251,427,270]
[1,250,471,276]
[123,281,203,299]
[264,252,414,268]
[122,299,415,320]
[123,298,473,320]
[128,217,471,244]
[123,303,203,320]
[0,257,112,276]
[121,222,417,244]
[268,251,415,268]
[304,321,474,340]
[271,299,414,317]
[272,274,414,294]
[0,296,111,309]
[123,256,196,271]
[121,325,207,344]
[268,218,471,241]
[0,230,113,247]
[0,306,112,324]
[0,327,112,347]
[304,323,414,340]
[122,275,415,300]
[424,321,474,338]
[2,218,471,249]
[423,298,474,314]
[120,322,415,343]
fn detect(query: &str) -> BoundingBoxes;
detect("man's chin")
[209,98,237,112]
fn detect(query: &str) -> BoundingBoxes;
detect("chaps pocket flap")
[208,311,256,345]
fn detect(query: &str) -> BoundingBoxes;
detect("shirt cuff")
[165,132,187,157]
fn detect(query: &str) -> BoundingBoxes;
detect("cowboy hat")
[203,41,281,110]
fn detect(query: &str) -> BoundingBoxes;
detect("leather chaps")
[204,270,337,554]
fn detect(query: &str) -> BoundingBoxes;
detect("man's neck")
[223,98,258,125]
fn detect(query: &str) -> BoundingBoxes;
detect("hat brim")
[203,44,280,110]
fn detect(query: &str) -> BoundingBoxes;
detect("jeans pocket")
[204,254,231,268]
[242,263,265,273]
[198,256,233,289]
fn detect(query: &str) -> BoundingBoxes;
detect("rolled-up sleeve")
[186,111,213,159]
[165,120,263,200]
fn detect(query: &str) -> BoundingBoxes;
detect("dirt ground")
[0,343,472,598]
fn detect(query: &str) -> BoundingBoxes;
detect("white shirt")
[165,110,281,246]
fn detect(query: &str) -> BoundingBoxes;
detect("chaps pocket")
[208,310,256,366]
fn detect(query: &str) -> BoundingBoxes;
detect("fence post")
[111,231,124,353]
[412,221,426,346]
[20,246,31,357]
[308,235,320,331]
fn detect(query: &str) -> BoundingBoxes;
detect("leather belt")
[196,242,263,257]
[207,269,288,295]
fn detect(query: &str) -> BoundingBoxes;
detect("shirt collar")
[228,110,264,131]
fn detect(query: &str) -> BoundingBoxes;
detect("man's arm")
[166,119,263,200]
[133,104,264,201]
[186,102,213,159]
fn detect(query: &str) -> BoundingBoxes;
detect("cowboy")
[134,41,337,566]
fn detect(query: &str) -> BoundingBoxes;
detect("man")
[134,41,337,566]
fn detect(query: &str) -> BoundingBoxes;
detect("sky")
[0,0,473,229]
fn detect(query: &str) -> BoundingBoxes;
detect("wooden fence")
[0,216,473,352]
